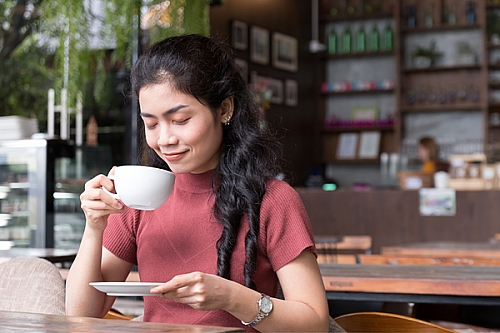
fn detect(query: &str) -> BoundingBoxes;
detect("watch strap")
[241,293,272,327]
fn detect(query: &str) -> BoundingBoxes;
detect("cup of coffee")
[105,165,175,210]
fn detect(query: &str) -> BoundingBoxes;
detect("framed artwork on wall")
[272,32,298,72]
[285,79,298,106]
[337,133,358,159]
[250,26,270,65]
[231,20,248,51]
[358,131,381,159]
[268,78,284,104]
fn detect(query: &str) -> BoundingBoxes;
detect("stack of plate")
[0,116,38,140]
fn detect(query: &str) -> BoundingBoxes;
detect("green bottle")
[342,26,352,53]
[356,25,366,53]
[383,23,393,51]
[328,29,338,54]
[369,25,379,52]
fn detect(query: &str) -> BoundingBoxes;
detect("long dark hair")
[130,34,283,290]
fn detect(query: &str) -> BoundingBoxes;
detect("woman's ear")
[220,96,234,124]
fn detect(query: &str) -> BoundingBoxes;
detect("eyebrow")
[140,104,188,118]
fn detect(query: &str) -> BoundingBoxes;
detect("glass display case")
[0,139,87,250]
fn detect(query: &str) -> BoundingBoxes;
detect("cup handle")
[101,174,120,199]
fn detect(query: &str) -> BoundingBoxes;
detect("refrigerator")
[0,139,112,249]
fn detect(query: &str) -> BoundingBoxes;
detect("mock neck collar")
[174,169,215,193]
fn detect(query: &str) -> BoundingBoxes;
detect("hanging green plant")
[39,0,211,107]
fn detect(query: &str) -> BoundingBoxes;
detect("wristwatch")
[241,293,273,327]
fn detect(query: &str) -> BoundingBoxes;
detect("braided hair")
[130,34,283,290]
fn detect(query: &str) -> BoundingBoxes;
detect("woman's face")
[418,144,429,162]
[139,83,232,174]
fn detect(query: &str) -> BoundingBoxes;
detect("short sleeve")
[260,180,316,271]
[103,209,141,265]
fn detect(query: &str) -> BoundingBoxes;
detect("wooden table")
[320,263,500,306]
[0,310,243,332]
[0,248,77,265]
[381,241,500,259]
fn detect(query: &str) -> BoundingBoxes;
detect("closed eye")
[174,118,190,125]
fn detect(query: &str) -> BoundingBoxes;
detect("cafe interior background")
[3,0,500,327]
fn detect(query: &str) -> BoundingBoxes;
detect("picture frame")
[268,78,284,105]
[231,20,248,51]
[250,26,270,65]
[358,131,381,159]
[235,58,248,83]
[285,79,298,106]
[350,106,379,121]
[336,133,358,160]
[272,32,298,72]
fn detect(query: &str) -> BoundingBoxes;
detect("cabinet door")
[0,143,47,249]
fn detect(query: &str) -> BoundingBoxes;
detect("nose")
[157,125,178,146]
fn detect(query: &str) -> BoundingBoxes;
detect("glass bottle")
[469,84,479,102]
[356,25,366,53]
[448,86,457,103]
[383,23,393,51]
[417,87,426,103]
[438,89,447,104]
[342,26,352,54]
[458,84,467,100]
[369,25,379,52]
[328,29,338,55]
[424,5,434,28]
[428,86,437,103]
[441,4,448,25]
[407,89,416,105]
[466,1,476,24]
[407,5,417,28]
[448,4,456,26]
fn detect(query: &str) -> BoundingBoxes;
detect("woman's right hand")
[80,170,127,231]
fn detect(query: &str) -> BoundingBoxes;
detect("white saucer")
[89,282,163,296]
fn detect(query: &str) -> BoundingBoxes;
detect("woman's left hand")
[150,272,235,311]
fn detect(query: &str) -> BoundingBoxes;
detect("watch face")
[260,296,273,313]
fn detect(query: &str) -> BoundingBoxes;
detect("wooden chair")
[334,312,458,333]
[316,235,372,264]
[104,308,133,320]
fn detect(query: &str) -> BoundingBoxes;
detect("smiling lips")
[163,151,186,161]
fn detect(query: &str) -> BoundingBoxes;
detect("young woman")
[66,34,329,332]
[418,136,440,174]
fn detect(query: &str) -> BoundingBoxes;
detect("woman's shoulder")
[264,177,302,203]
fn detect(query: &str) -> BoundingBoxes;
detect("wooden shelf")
[322,88,395,96]
[322,158,380,164]
[322,125,395,133]
[400,24,481,33]
[321,50,394,60]
[401,103,483,113]
[319,12,393,23]
[403,64,482,74]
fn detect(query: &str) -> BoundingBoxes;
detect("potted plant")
[455,41,477,65]
[412,40,442,68]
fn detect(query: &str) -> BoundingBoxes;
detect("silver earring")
[223,118,231,126]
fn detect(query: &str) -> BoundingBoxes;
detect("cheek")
[144,130,159,149]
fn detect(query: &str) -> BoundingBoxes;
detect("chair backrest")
[316,235,372,264]
[334,312,458,333]
[0,257,65,315]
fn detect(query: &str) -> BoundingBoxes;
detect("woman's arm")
[151,250,330,332]
[66,173,132,318]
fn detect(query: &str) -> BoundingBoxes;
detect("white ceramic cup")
[434,171,450,189]
[105,165,175,210]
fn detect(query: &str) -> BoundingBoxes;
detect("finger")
[107,166,117,177]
